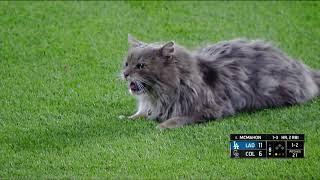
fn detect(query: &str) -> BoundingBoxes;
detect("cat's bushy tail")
[313,70,320,95]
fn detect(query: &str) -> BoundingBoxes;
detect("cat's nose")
[124,72,129,79]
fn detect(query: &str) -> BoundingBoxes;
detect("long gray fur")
[122,36,320,129]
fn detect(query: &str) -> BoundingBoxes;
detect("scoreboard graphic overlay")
[230,134,304,158]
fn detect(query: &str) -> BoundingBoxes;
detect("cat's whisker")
[137,81,147,94]
[137,82,143,91]
[115,73,124,80]
[137,79,151,86]
[133,78,151,94]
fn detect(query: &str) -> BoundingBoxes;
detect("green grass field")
[1,1,319,178]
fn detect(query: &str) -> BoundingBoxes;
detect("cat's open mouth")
[129,81,146,95]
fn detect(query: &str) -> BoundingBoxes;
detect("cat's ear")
[160,41,174,58]
[128,34,143,47]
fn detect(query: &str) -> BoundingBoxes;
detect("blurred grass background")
[0,1,319,178]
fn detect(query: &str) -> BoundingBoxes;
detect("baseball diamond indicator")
[230,134,304,158]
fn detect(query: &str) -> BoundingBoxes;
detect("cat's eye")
[136,63,145,69]
[125,62,128,67]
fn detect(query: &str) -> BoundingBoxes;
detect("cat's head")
[122,35,178,96]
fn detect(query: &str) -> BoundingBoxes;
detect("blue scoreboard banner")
[230,134,304,158]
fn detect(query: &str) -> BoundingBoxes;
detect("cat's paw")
[119,113,146,120]
[128,113,145,119]
[157,116,196,129]
[156,124,171,130]
[118,114,141,120]
[157,119,180,130]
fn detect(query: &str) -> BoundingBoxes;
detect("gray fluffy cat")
[122,35,320,129]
